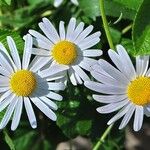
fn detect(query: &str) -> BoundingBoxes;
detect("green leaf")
[5,0,11,5]
[3,130,15,150]
[79,0,142,20]
[132,0,150,55]
[0,29,24,56]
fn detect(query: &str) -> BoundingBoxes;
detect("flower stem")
[99,0,115,50]
[93,124,113,150]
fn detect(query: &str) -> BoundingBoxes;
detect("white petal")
[71,22,84,42]
[22,34,32,69]
[24,97,37,128]
[29,57,50,72]
[32,48,50,56]
[72,65,90,81]
[48,82,65,91]
[46,91,63,101]
[66,18,76,40]
[83,50,102,57]
[0,66,10,77]
[0,98,17,129]
[96,100,129,114]
[31,97,57,121]
[117,45,136,79]
[107,103,133,125]
[93,94,127,103]
[11,97,23,130]
[84,81,126,94]
[74,72,83,84]
[0,90,12,103]
[119,104,135,129]
[59,21,66,40]
[75,25,93,44]
[40,96,58,110]
[0,87,9,93]
[68,68,77,85]
[133,106,143,131]
[98,59,130,85]
[0,75,9,87]
[7,36,21,70]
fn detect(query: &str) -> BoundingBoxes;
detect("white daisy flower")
[54,0,78,7]
[0,34,67,130]
[85,45,150,131]
[29,18,102,85]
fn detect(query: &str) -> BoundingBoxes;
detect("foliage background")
[0,0,150,149]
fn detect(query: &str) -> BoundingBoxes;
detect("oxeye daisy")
[85,45,150,131]
[29,18,102,85]
[0,34,67,130]
[54,0,78,7]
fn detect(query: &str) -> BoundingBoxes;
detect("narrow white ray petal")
[66,18,76,40]
[0,87,9,93]
[42,18,60,43]
[83,50,102,57]
[59,21,66,40]
[0,75,9,86]
[29,57,50,72]
[0,98,17,129]
[79,61,92,72]
[91,71,126,87]
[0,93,15,112]
[0,66,10,77]
[11,97,23,130]
[7,36,21,70]
[39,64,69,78]
[119,104,135,129]
[40,96,58,110]
[0,51,14,73]
[24,97,37,128]
[79,38,100,50]
[117,45,136,79]
[107,103,132,125]
[29,29,53,46]
[72,65,90,81]
[0,90,12,103]
[93,94,127,103]
[22,34,32,69]
[54,0,63,7]
[96,100,129,114]
[68,68,77,85]
[74,73,83,84]
[98,59,130,85]
[71,22,84,42]
[84,81,126,94]
[133,106,144,131]
[46,91,63,101]
[0,43,17,71]
[75,25,93,44]
[144,106,150,117]
[32,48,50,56]
[108,49,130,80]
[31,97,57,121]
[48,82,65,90]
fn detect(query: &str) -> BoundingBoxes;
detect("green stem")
[93,124,113,150]
[99,0,115,50]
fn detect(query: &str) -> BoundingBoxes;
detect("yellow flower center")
[127,77,150,106]
[10,70,37,97]
[52,40,78,65]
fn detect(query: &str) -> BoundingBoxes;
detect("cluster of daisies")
[0,17,149,132]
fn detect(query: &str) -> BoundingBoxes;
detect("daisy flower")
[0,34,67,130]
[85,45,150,131]
[29,18,102,85]
[54,0,78,7]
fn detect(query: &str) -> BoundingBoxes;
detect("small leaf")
[5,0,11,5]
[132,0,150,55]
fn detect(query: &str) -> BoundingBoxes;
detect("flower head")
[54,0,78,7]
[85,45,150,131]
[0,34,67,130]
[29,18,102,85]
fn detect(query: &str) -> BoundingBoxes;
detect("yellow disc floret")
[127,76,150,106]
[10,70,37,97]
[52,40,77,65]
